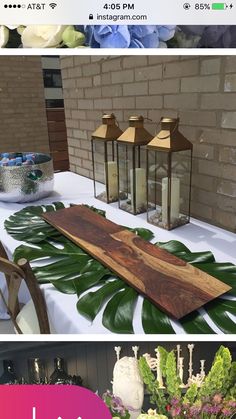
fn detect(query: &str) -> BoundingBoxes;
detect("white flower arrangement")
[0,25,85,48]
[0,26,10,47]
[138,409,168,419]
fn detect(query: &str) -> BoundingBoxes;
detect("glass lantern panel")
[147,150,169,227]
[147,149,192,230]
[118,144,147,215]
[171,149,192,228]
[93,139,118,203]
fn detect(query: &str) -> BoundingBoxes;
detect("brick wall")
[0,56,49,154]
[60,55,236,232]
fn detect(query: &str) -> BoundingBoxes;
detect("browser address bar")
[0,0,235,25]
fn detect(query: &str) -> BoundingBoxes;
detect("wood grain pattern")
[43,205,231,319]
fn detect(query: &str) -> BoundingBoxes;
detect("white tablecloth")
[1,171,236,334]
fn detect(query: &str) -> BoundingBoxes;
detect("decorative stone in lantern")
[146,117,193,230]
[117,116,153,215]
[91,114,123,203]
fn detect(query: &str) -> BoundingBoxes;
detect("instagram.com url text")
[97,14,147,21]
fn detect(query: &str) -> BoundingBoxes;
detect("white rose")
[21,25,66,48]
[17,26,26,35]
[0,26,9,48]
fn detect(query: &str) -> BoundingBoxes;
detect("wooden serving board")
[43,205,231,319]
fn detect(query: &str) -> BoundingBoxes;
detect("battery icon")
[212,3,226,9]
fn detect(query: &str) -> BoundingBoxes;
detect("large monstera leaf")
[4,203,106,244]
[144,241,236,334]
[4,203,236,334]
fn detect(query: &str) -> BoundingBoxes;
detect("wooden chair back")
[0,242,50,334]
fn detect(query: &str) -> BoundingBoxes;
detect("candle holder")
[117,116,153,215]
[28,358,46,384]
[91,114,123,204]
[147,117,193,230]
[49,357,71,385]
[0,360,17,384]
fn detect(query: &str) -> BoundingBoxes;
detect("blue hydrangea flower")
[90,25,130,48]
[80,25,176,48]
[130,25,176,47]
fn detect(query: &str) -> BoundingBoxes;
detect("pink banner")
[0,385,112,419]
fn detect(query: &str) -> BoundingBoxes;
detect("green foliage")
[199,356,225,399]
[183,383,198,405]
[140,346,236,419]
[4,202,236,334]
[157,346,169,378]
[138,357,157,402]
[138,357,167,415]
[142,300,175,334]
[126,227,154,241]
[213,346,232,395]
[228,361,236,388]
[227,383,236,400]
[165,352,181,400]
[199,347,236,401]
[226,361,236,400]
[102,287,138,334]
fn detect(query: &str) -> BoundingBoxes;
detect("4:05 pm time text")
[103,3,135,10]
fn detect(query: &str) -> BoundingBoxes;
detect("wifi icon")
[49,2,57,9]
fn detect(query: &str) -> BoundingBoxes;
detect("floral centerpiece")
[138,346,236,419]
[0,25,176,48]
[1,24,236,48]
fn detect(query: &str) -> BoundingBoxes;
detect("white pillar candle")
[130,168,146,210]
[178,357,184,385]
[188,344,195,380]
[114,346,122,361]
[200,360,206,378]
[155,349,164,388]
[176,344,181,372]
[162,177,180,225]
[106,161,118,200]
[132,346,139,359]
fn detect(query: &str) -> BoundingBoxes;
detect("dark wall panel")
[0,341,235,393]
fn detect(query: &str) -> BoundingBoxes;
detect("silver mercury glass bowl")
[0,152,54,203]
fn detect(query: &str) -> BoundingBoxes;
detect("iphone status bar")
[0,0,235,25]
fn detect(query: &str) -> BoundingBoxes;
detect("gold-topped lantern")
[91,114,123,203]
[147,117,193,230]
[117,115,153,215]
